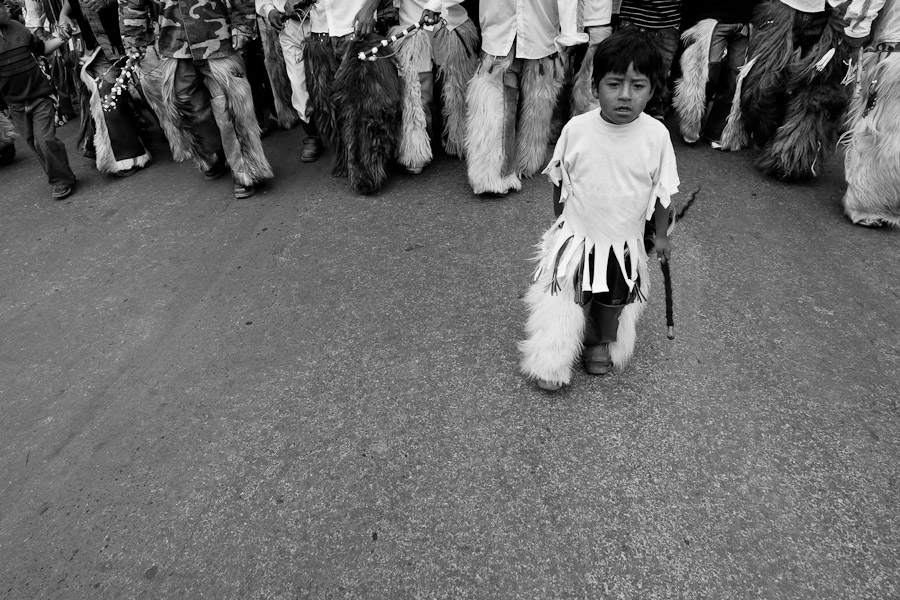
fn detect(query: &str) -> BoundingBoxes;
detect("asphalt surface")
[1,116,899,599]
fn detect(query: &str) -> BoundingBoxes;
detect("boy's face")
[592,63,653,125]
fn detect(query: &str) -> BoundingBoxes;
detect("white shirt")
[584,0,612,27]
[781,0,884,37]
[395,0,468,31]
[873,0,900,43]
[321,0,373,37]
[542,111,679,292]
[480,0,588,60]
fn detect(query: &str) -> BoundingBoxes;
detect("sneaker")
[51,182,74,200]
[406,166,424,175]
[204,156,229,180]
[710,140,723,150]
[234,183,256,199]
[300,136,322,163]
[111,166,139,178]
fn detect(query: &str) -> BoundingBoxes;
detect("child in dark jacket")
[0,0,76,198]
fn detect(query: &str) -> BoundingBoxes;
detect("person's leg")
[704,23,747,144]
[583,248,632,375]
[649,26,681,119]
[28,97,77,194]
[281,19,322,162]
[173,58,225,172]
[202,55,273,196]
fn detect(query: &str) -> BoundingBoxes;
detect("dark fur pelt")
[757,9,850,179]
[332,36,403,195]
[303,34,345,176]
[740,0,793,147]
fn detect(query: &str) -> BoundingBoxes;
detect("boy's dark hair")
[592,28,665,91]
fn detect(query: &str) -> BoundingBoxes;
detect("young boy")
[0,0,76,199]
[519,29,679,392]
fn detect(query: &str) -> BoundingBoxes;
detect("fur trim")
[740,2,794,147]
[80,52,151,174]
[519,272,586,387]
[393,27,433,171]
[304,34,345,176]
[465,53,522,194]
[259,17,301,129]
[720,57,756,150]
[206,54,274,186]
[674,19,717,144]
[571,43,599,116]
[608,295,646,370]
[841,53,900,227]
[0,111,17,144]
[516,56,564,178]
[138,51,212,170]
[757,17,850,180]
[434,18,479,158]
[332,36,403,194]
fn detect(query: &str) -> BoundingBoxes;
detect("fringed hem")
[673,19,717,144]
[394,27,432,171]
[434,18,479,158]
[516,56,564,178]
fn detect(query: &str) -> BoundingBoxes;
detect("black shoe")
[52,182,75,200]
[204,158,229,180]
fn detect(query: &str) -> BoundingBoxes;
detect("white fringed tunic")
[536,110,679,296]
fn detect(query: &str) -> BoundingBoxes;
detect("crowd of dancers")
[1,0,898,225]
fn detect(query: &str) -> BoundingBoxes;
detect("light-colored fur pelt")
[434,18,479,158]
[571,43,600,116]
[519,222,651,386]
[393,26,433,171]
[0,111,17,144]
[80,52,152,174]
[465,53,522,194]
[137,48,210,169]
[720,56,756,151]
[673,19,717,144]
[516,55,565,178]
[841,52,900,227]
[259,16,301,130]
[206,54,274,186]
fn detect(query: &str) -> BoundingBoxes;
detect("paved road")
[1,118,899,599]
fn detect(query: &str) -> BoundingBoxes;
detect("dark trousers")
[617,21,680,117]
[579,248,636,345]
[9,96,76,187]
[704,22,749,141]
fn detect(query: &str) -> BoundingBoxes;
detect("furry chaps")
[571,43,600,116]
[332,35,403,194]
[841,51,900,227]
[433,18,479,158]
[206,54,274,186]
[757,12,850,180]
[0,110,17,145]
[673,19,717,144]
[465,53,522,194]
[393,26,433,171]
[259,16,301,129]
[304,34,345,176]
[80,50,152,174]
[516,56,565,178]
[137,49,212,170]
